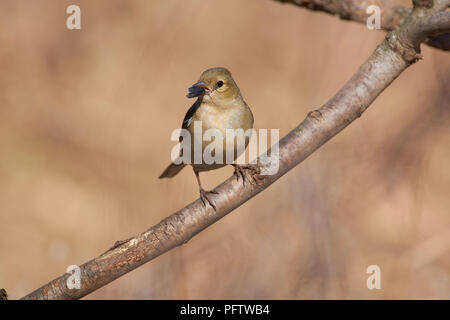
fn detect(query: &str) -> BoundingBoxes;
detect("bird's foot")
[199,188,218,211]
[232,163,264,186]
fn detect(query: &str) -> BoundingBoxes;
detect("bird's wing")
[182,97,202,131]
[178,97,202,150]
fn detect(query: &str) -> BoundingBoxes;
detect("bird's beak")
[187,80,210,98]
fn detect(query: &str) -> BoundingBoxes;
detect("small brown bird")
[159,67,255,210]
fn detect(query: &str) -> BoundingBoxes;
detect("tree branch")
[21,0,450,300]
[276,0,450,51]
[277,0,410,29]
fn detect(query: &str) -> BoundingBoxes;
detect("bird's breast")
[191,102,253,135]
[187,101,254,167]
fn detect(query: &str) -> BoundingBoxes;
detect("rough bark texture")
[21,0,450,300]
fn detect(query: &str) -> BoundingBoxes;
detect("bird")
[159,67,257,210]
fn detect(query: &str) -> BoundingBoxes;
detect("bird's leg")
[194,169,218,210]
[231,163,264,186]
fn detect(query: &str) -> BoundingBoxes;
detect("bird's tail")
[159,163,186,178]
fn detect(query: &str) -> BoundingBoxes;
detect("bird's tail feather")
[159,163,186,178]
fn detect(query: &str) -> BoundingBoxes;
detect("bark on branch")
[21,0,450,300]
[276,0,450,51]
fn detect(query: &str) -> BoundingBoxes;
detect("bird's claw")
[199,188,217,211]
[232,164,264,186]
[233,164,246,185]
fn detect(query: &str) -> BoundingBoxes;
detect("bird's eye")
[217,80,224,88]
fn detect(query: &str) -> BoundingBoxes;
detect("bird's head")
[187,67,242,106]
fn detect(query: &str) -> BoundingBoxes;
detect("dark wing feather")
[180,97,202,144]
[182,97,202,130]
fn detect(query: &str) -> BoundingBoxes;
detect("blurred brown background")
[0,0,449,299]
